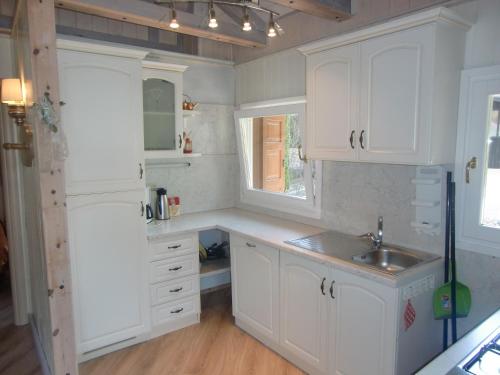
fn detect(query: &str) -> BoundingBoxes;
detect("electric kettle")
[156,188,170,220]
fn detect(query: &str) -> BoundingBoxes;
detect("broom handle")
[443,172,452,351]
[451,180,458,344]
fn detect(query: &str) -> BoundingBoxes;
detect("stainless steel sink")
[351,246,433,274]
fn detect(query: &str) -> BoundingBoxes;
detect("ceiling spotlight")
[268,13,277,37]
[208,2,218,29]
[169,7,179,29]
[242,7,251,31]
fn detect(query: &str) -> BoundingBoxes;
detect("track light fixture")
[267,13,276,37]
[208,1,218,29]
[169,5,179,29]
[156,0,282,38]
[242,7,251,32]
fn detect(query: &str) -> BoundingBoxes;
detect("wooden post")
[12,0,78,374]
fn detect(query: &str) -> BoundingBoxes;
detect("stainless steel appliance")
[156,187,170,220]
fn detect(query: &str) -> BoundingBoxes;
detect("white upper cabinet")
[306,44,360,161]
[231,235,280,344]
[359,26,433,163]
[300,7,471,165]
[58,46,147,195]
[142,61,187,159]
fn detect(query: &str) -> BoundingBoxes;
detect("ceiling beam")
[55,0,267,47]
[266,0,350,20]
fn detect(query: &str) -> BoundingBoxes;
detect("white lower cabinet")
[280,252,330,375]
[231,234,280,344]
[148,232,200,338]
[66,190,150,354]
[330,268,398,375]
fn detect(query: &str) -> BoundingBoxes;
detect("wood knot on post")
[59,284,65,290]
[53,328,60,337]
[33,48,40,55]
[48,289,54,297]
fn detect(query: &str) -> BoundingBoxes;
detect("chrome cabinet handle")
[329,280,335,299]
[349,130,355,149]
[465,156,477,183]
[359,130,365,149]
[320,277,326,295]
[298,145,307,162]
[140,201,144,217]
[170,307,183,314]
[168,244,181,249]
[139,163,143,179]
[169,287,183,293]
[169,266,183,271]
[246,242,256,248]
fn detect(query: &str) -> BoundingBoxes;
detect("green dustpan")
[433,280,471,320]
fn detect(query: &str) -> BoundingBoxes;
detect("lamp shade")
[1,78,24,105]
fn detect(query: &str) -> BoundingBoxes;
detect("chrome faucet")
[359,216,383,249]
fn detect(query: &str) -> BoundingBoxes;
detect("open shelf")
[200,258,230,278]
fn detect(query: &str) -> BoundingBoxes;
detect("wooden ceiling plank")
[55,0,267,47]
[266,0,351,20]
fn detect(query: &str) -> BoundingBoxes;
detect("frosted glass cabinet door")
[306,44,360,161]
[359,25,434,164]
[58,49,145,195]
[67,190,149,354]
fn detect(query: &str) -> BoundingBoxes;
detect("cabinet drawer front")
[150,254,198,284]
[149,235,196,261]
[150,275,200,306]
[152,296,200,327]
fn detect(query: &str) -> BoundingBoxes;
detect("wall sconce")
[1,78,26,126]
[1,78,33,167]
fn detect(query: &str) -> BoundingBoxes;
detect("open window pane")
[240,114,306,199]
[481,95,500,228]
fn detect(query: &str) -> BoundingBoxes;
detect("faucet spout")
[359,216,384,249]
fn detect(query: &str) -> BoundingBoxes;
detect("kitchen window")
[455,65,500,256]
[235,98,321,218]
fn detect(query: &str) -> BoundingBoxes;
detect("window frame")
[455,65,500,256]
[234,97,322,219]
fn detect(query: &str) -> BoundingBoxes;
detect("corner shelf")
[200,258,230,278]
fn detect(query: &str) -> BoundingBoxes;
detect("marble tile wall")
[145,104,239,214]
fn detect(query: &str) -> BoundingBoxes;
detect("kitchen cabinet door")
[58,49,145,195]
[280,252,329,375]
[358,25,434,164]
[66,190,150,354]
[231,234,279,344]
[306,44,360,161]
[329,268,398,375]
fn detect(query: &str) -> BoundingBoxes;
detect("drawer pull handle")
[170,307,184,314]
[330,280,335,299]
[169,266,183,271]
[169,287,183,293]
[359,130,365,150]
[246,242,256,248]
[320,277,326,295]
[349,130,355,149]
[168,244,181,249]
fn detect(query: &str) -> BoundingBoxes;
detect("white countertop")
[147,208,442,287]
[416,308,500,375]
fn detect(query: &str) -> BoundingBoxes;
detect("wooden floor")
[0,281,42,375]
[81,289,305,375]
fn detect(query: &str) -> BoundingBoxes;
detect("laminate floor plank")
[0,284,42,375]
[80,290,305,375]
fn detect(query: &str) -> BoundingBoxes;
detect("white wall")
[0,35,14,225]
[234,0,500,338]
